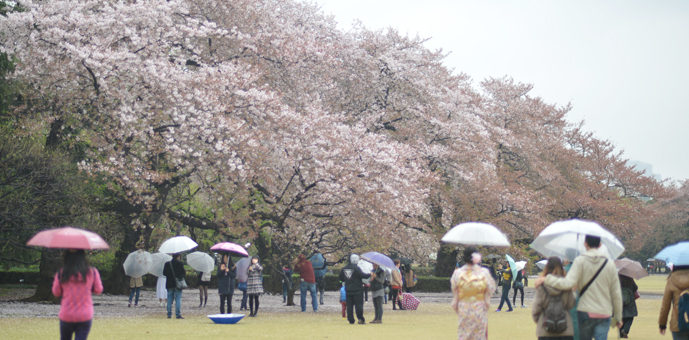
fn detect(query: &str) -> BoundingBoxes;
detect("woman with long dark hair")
[217,253,236,314]
[531,256,576,340]
[246,255,263,317]
[52,249,103,340]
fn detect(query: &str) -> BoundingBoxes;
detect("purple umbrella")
[210,242,249,257]
[361,252,395,269]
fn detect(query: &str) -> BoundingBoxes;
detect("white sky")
[312,0,689,181]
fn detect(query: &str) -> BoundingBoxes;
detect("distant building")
[629,161,662,182]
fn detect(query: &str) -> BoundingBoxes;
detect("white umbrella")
[515,261,527,271]
[149,252,173,277]
[159,236,198,254]
[530,219,625,260]
[187,251,215,272]
[358,259,373,284]
[441,222,510,247]
[123,250,152,278]
[235,257,250,282]
[536,259,547,270]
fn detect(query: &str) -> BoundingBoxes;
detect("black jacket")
[370,267,385,291]
[217,264,236,295]
[513,270,528,287]
[163,258,186,290]
[339,263,371,293]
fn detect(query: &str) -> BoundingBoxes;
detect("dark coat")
[163,258,185,290]
[620,275,638,318]
[217,264,236,295]
[339,263,371,293]
[370,267,385,291]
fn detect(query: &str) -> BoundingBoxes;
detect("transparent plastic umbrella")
[187,251,215,272]
[536,259,547,270]
[123,250,152,278]
[361,252,395,269]
[159,236,197,254]
[149,252,173,277]
[441,222,510,246]
[530,219,625,260]
[515,261,527,271]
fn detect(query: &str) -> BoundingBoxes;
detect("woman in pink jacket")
[52,249,103,340]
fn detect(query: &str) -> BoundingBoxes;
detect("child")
[340,283,347,319]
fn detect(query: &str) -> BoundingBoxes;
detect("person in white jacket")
[535,235,623,340]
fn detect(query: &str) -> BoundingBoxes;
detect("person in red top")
[294,254,318,312]
[52,249,104,340]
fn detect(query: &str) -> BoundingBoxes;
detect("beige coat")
[130,276,143,288]
[391,268,403,288]
[659,269,689,332]
[532,284,576,337]
[544,248,623,324]
[404,270,416,288]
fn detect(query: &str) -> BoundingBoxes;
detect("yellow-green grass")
[1,299,668,340]
[1,276,672,340]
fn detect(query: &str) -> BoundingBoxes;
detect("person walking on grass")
[294,253,318,312]
[370,263,386,323]
[217,254,236,314]
[658,264,689,339]
[246,255,263,317]
[309,250,328,305]
[451,246,495,340]
[496,262,514,312]
[128,275,143,307]
[339,254,371,324]
[535,235,623,340]
[618,274,638,338]
[532,257,576,340]
[52,249,103,340]
[163,253,186,319]
[513,268,528,308]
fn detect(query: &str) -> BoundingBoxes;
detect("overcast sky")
[313,0,689,181]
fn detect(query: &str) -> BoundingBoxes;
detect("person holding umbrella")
[390,259,404,310]
[52,249,104,340]
[217,254,236,314]
[496,261,514,312]
[450,246,495,340]
[370,263,386,323]
[618,274,638,338]
[338,254,372,324]
[163,253,186,319]
[246,255,264,317]
[656,241,689,339]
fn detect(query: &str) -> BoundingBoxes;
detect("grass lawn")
[0,276,670,340]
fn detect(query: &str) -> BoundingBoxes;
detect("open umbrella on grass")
[123,250,152,278]
[27,226,109,250]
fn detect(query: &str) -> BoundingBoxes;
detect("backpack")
[201,271,211,282]
[679,288,689,332]
[621,287,633,306]
[541,286,568,333]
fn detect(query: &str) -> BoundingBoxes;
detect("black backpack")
[541,286,568,333]
[621,287,634,306]
[679,288,689,332]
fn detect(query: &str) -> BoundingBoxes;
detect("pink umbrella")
[210,242,249,257]
[615,258,648,280]
[27,226,109,250]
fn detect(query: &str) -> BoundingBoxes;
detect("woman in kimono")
[451,246,495,340]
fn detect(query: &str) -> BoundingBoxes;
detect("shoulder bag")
[578,259,608,298]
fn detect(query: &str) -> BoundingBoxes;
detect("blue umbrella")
[655,241,689,266]
[361,252,395,269]
[505,255,518,283]
[309,253,327,277]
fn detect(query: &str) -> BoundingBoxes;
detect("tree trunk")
[23,249,61,303]
[434,243,459,278]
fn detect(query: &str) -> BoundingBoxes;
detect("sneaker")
[176,316,184,319]
[506,309,514,312]
[370,319,382,324]
[495,309,501,312]
[521,305,527,308]
[128,301,132,308]
[167,315,171,319]
[358,320,366,324]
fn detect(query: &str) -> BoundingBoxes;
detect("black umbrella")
[388,255,412,265]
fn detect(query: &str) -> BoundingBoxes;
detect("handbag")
[515,281,524,289]
[634,291,641,300]
[238,281,247,292]
[175,276,188,290]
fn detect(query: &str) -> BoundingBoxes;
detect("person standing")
[512,268,528,308]
[450,246,495,340]
[282,263,293,304]
[163,253,186,319]
[535,235,623,340]
[156,276,167,308]
[531,257,576,340]
[309,250,328,305]
[403,264,416,293]
[340,283,347,319]
[246,255,263,317]
[496,263,514,312]
[217,254,236,314]
[234,257,250,311]
[52,249,104,340]
[390,260,404,310]
[370,263,386,323]
[619,274,638,338]
[197,269,211,308]
[338,254,371,324]
[294,254,318,312]
[658,264,689,339]
[128,275,143,307]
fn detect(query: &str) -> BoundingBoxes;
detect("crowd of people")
[49,237,689,340]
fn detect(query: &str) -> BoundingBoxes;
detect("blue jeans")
[672,332,689,340]
[300,281,318,311]
[282,282,290,302]
[167,288,182,318]
[577,312,611,340]
[129,287,141,304]
[497,284,512,310]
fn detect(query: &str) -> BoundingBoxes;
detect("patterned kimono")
[451,264,496,340]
